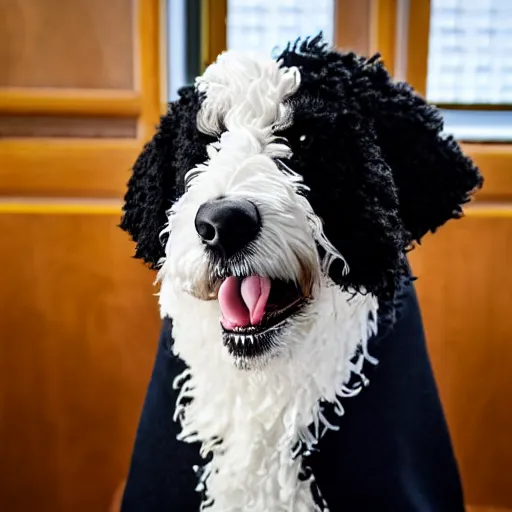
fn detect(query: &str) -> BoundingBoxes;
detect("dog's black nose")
[195,197,261,257]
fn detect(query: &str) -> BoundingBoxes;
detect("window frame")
[200,0,227,70]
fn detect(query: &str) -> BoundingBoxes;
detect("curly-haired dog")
[121,36,482,511]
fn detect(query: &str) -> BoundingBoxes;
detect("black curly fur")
[276,34,482,298]
[120,34,483,299]
[120,86,212,267]
[276,43,406,299]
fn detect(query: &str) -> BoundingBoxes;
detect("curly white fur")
[160,277,377,512]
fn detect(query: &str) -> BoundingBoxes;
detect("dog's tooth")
[248,335,254,344]
[234,335,240,345]
[240,336,245,346]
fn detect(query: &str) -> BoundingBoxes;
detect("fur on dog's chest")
[163,279,377,511]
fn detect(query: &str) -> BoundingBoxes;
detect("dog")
[121,36,482,512]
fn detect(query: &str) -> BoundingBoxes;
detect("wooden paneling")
[335,0,397,73]
[0,139,141,198]
[335,0,372,55]
[0,0,163,198]
[0,88,142,117]
[405,0,430,96]
[409,209,512,510]
[137,0,163,140]
[0,116,138,138]
[0,211,160,512]
[0,0,134,89]
[464,144,512,202]
[467,508,512,512]
[0,1,165,511]
[370,0,397,73]
[201,0,227,70]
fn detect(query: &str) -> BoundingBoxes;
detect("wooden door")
[0,1,162,511]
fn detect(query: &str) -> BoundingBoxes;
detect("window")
[166,0,337,100]
[227,0,335,58]
[427,0,512,105]
[425,0,512,142]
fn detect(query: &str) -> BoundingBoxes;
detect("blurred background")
[0,0,511,511]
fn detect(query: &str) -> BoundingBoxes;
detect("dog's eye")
[298,133,313,149]
[274,127,312,150]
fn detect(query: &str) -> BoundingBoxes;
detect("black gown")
[121,281,464,511]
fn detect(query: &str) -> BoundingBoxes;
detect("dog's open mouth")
[218,276,306,359]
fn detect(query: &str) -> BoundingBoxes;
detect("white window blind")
[227,0,335,59]
[427,0,512,104]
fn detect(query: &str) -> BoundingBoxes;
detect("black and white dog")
[121,36,482,511]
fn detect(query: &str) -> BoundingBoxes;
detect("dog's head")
[121,36,482,368]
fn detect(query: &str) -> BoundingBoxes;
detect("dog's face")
[121,37,482,369]
[157,50,345,367]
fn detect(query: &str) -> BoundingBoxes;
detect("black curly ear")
[120,86,207,267]
[361,61,483,243]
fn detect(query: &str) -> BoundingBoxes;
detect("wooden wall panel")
[465,145,512,203]
[0,0,163,508]
[0,0,134,89]
[0,88,142,118]
[0,116,138,138]
[0,139,141,198]
[409,209,512,510]
[335,0,372,55]
[0,0,161,199]
[0,211,160,512]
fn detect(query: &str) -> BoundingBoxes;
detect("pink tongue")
[218,276,271,329]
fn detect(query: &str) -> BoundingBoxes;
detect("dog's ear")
[120,136,171,268]
[361,60,483,244]
[120,86,207,267]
